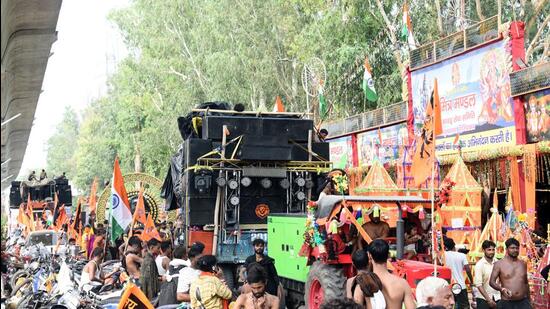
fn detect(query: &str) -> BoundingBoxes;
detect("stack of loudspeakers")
[184,114,330,226]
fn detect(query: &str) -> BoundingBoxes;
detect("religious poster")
[356,123,408,166]
[411,40,516,155]
[524,89,550,143]
[327,136,354,169]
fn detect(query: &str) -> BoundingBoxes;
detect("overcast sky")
[19,0,129,178]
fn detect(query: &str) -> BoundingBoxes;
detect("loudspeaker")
[58,186,72,206]
[188,197,216,225]
[291,142,330,161]
[202,116,313,142]
[185,138,213,166]
[239,135,292,161]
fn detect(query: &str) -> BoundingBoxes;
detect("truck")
[9,176,72,210]
[162,102,331,290]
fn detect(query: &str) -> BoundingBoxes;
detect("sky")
[18,0,129,178]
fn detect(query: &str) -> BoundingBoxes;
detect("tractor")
[268,194,453,309]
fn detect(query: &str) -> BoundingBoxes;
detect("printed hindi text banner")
[411,40,516,155]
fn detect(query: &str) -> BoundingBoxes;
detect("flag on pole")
[26,195,35,232]
[130,186,147,232]
[117,284,155,309]
[89,177,98,215]
[411,79,441,187]
[377,127,383,146]
[53,204,68,231]
[110,157,132,243]
[141,213,161,242]
[71,198,83,240]
[272,96,285,112]
[362,57,378,102]
[401,2,417,49]
[318,80,327,119]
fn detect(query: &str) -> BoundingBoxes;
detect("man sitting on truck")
[362,206,390,240]
[244,238,280,298]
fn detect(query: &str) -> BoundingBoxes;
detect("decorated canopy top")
[443,155,482,192]
[354,159,398,194]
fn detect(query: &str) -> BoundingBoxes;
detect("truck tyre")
[304,261,345,309]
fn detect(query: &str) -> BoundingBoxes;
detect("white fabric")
[445,251,468,289]
[170,258,191,269]
[176,267,201,293]
[156,255,167,275]
[370,290,386,309]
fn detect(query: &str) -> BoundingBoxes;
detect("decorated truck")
[268,194,454,309]
[162,102,331,290]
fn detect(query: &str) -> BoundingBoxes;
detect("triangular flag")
[131,186,147,229]
[362,57,378,102]
[117,284,155,309]
[26,195,36,232]
[453,133,460,145]
[89,177,98,215]
[273,96,285,112]
[141,213,161,242]
[110,157,132,243]
[401,2,417,49]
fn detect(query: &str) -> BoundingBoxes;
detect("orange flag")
[411,79,442,187]
[26,195,36,232]
[89,177,98,215]
[141,214,161,242]
[131,186,147,228]
[273,96,285,112]
[433,78,443,136]
[117,284,154,309]
[17,204,26,225]
[54,204,68,231]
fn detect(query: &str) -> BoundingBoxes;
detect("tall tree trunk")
[475,0,485,20]
[374,0,404,71]
[134,143,142,173]
[435,0,444,36]
[291,59,298,106]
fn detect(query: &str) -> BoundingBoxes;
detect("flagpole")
[431,151,437,276]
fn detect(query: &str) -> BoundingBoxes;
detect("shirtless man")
[368,239,415,309]
[489,238,532,309]
[362,208,390,240]
[234,263,279,309]
[124,236,144,282]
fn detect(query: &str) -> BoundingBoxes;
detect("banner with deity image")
[411,40,516,155]
[328,136,354,169]
[357,123,408,166]
[524,89,550,143]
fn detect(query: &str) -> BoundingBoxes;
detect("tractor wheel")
[304,261,346,309]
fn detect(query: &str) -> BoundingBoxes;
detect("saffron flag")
[89,177,98,215]
[410,79,442,187]
[141,213,161,242]
[117,284,154,309]
[362,57,378,102]
[272,96,285,112]
[110,157,132,243]
[26,195,35,232]
[401,2,417,49]
[71,198,83,240]
[53,204,68,231]
[131,186,147,229]
[318,80,327,119]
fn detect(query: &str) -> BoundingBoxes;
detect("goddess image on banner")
[524,89,550,143]
[411,40,516,155]
[328,136,354,169]
[357,123,408,166]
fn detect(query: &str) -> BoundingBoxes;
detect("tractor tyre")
[304,261,346,309]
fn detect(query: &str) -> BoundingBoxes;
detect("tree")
[46,106,80,180]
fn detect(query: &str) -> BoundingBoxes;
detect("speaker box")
[238,196,287,224]
[202,116,313,142]
[185,138,213,166]
[291,142,330,161]
[188,197,216,225]
[58,186,72,206]
[239,135,292,161]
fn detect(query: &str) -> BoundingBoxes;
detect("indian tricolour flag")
[401,2,417,49]
[362,57,377,102]
[110,157,132,243]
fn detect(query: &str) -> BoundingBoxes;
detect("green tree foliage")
[61,0,547,188]
[46,106,80,179]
